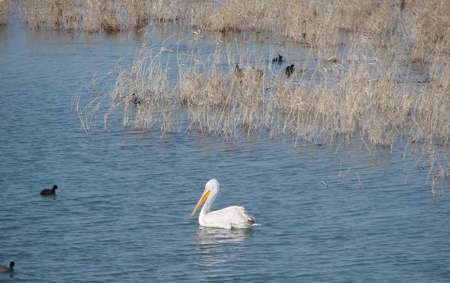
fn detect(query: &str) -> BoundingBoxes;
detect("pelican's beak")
[191,190,210,216]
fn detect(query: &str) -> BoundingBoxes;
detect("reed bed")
[0,0,9,25]
[74,35,450,186]
[19,0,209,33]
[107,47,177,133]
[18,0,397,41]
[77,46,177,133]
[80,42,449,150]
[17,0,450,63]
[179,49,267,137]
[61,0,450,186]
[408,0,450,62]
[21,0,150,32]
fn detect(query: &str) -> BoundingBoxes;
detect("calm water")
[1,23,450,282]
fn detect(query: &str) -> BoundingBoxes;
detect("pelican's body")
[191,179,255,229]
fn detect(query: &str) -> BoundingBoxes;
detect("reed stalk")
[0,0,9,25]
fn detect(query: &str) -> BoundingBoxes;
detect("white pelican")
[191,179,255,229]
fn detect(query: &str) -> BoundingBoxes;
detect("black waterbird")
[272,54,284,64]
[0,262,14,273]
[40,185,58,196]
[285,64,295,77]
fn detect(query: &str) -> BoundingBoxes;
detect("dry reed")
[408,0,450,62]
[19,0,209,33]
[84,41,449,151]
[0,0,9,25]
[65,1,450,186]
[21,0,149,33]
[76,45,177,134]
[17,0,450,64]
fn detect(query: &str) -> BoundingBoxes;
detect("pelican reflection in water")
[196,226,254,245]
[195,227,254,269]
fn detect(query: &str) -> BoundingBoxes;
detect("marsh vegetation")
[12,1,450,62]
[4,0,448,186]
[3,3,450,281]
[0,0,9,25]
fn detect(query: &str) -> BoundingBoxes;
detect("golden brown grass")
[17,0,450,63]
[194,0,398,47]
[408,0,450,62]
[180,66,265,137]
[73,32,450,186]
[21,0,149,33]
[19,0,207,33]
[64,1,450,185]
[0,0,9,25]
[76,46,177,133]
[107,48,176,133]
[80,41,449,151]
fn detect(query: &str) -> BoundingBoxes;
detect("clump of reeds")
[408,0,450,62]
[19,0,210,33]
[413,64,450,146]
[77,38,450,187]
[145,0,195,22]
[21,0,149,33]
[75,45,177,133]
[106,46,177,132]
[17,0,450,66]
[15,0,399,45]
[179,50,266,137]
[81,39,449,150]
[0,0,9,25]
[187,0,401,52]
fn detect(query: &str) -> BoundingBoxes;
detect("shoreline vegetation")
[9,0,450,63]
[2,1,449,186]
[76,41,449,188]
[0,0,9,25]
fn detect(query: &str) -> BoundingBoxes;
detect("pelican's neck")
[199,189,217,216]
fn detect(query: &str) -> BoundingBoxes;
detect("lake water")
[1,22,450,282]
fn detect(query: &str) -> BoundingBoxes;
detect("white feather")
[194,179,255,229]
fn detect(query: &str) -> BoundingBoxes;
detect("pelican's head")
[191,179,220,216]
[205,178,219,193]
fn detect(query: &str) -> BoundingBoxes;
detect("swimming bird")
[272,54,284,64]
[40,185,58,196]
[191,179,255,229]
[131,93,141,106]
[234,64,244,78]
[285,64,295,77]
[0,262,14,273]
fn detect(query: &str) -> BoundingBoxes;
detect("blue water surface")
[1,23,449,282]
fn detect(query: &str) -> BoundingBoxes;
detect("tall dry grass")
[107,47,176,132]
[21,0,149,32]
[63,1,450,186]
[76,45,177,133]
[179,48,267,137]
[19,0,209,33]
[80,41,449,151]
[189,0,450,64]
[408,0,450,62]
[193,0,398,47]
[74,33,450,186]
[17,0,450,63]
[0,0,9,25]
